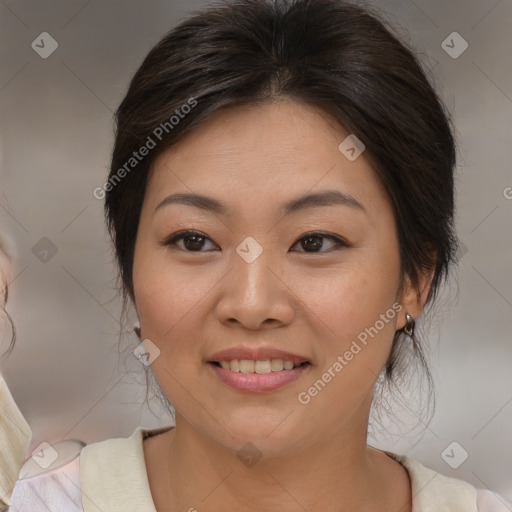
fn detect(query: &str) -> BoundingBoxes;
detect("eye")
[290,232,347,253]
[161,230,348,254]
[161,230,217,252]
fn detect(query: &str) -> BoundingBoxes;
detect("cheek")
[300,251,399,329]
[134,260,203,338]
[132,253,210,400]
[134,265,209,350]
[292,266,401,412]
[290,244,401,376]
[132,243,222,365]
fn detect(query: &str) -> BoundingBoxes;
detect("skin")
[133,98,433,512]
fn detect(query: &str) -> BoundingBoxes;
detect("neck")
[156,415,403,512]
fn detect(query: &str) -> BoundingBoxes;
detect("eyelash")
[160,230,348,254]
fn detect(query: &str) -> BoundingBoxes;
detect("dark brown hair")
[105,0,459,416]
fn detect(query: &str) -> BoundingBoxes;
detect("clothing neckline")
[80,425,478,512]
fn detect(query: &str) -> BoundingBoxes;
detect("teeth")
[271,359,284,371]
[217,359,304,373]
[239,360,255,373]
[255,360,271,374]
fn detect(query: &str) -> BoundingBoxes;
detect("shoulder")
[8,456,83,512]
[79,425,172,512]
[8,426,173,512]
[386,452,510,512]
[476,490,511,512]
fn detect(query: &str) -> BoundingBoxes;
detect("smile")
[213,359,307,373]
[208,360,311,393]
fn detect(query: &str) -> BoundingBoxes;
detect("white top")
[8,425,509,512]
[0,374,32,512]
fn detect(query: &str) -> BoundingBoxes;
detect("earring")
[133,323,141,340]
[403,313,415,338]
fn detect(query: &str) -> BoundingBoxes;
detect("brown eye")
[291,232,347,253]
[161,230,348,254]
[162,230,217,252]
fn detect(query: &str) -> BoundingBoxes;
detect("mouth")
[206,350,312,393]
[209,359,311,373]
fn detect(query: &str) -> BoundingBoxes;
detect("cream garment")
[0,374,32,512]
[8,425,510,512]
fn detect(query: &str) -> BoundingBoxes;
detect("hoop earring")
[403,313,415,338]
[133,323,141,340]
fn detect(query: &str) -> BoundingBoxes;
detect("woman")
[9,0,509,510]
[0,233,32,512]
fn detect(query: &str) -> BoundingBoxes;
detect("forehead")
[145,98,387,219]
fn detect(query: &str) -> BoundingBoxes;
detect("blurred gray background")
[0,0,511,502]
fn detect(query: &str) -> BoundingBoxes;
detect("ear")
[395,267,435,330]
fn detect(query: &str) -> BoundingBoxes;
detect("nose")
[214,242,295,330]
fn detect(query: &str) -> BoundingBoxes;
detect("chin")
[206,410,307,458]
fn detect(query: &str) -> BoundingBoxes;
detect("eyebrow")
[154,190,367,217]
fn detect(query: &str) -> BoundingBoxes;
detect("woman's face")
[132,98,422,455]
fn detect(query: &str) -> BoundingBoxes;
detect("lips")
[207,347,311,393]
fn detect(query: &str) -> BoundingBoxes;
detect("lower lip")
[208,363,310,393]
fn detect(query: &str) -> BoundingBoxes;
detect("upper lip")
[208,347,310,366]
